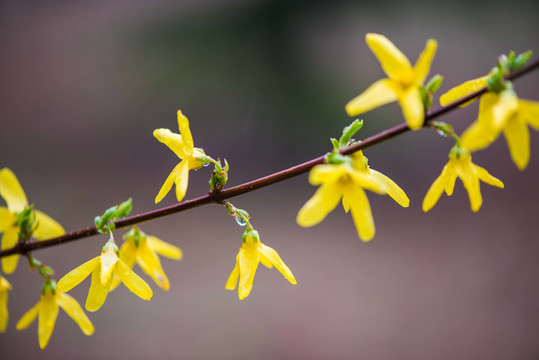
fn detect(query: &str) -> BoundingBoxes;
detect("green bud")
[326,153,352,165]
[425,74,444,94]
[419,87,432,111]
[242,229,259,243]
[115,198,133,220]
[101,238,119,255]
[330,138,339,150]
[339,119,364,148]
[431,121,454,137]
[511,50,533,72]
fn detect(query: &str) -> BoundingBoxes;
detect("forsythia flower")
[57,240,153,312]
[0,168,65,274]
[16,285,94,349]
[297,151,409,241]
[439,75,488,108]
[0,276,11,332]
[423,146,504,212]
[346,33,438,130]
[226,229,296,300]
[110,227,182,291]
[153,110,208,203]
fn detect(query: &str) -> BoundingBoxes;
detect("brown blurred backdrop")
[1,0,539,359]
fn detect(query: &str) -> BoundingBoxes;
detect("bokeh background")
[1,1,539,359]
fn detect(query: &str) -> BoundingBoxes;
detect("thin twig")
[1,57,538,258]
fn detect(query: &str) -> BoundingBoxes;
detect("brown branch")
[1,57,538,258]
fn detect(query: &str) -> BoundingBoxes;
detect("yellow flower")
[226,229,296,300]
[439,75,489,108]
[423,146,504,212]
[57,240,153,312]
[16,285,94,349]
[153,110,208,203]
[0,168,65,274]
[297,151,409,241]
[0,276,11,332]
[345,33,438,130]
[110,227,182,291]
[460,91,539,170]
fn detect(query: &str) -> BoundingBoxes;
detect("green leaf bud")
[339,119,364,148]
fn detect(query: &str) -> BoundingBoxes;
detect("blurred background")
[1,0,538,359]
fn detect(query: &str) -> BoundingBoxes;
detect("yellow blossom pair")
[440,75,539,170]
[111,227,182,291]
[0,276,11,332]
[57,240,153,312]
[16,284,94,349]
[154,110,209,203]
[0,168,65,274]
[226,229,296,300]
[346,33,438,130]
[297,151,409,241]
[423,146,504,212]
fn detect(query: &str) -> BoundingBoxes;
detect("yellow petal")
[258,243,296,285]
[119,241,137,269]
[37,294,59,349]
[16,302,39,330]
[474,165,504,189]
[174,160,190,202]
[115,260,153,301]
[1,229,19,274]
[238,247,259,300]
[367,169,410,207]
[423,172,447,212]
[153,128,188,159]
[365,33,413,81]
[461,121,496,152]
[0,168,28,213]
[413,39,437,85]
[0,207,17,232]
[518,99,539,130]
[0,286,9,332]
[503,116,530,170]
[458,161,482,212]
[147,235,182,260]
[85,265,110,312]
[155,161,185,204]
[344,185,375,241]
[225,253,240,290]
[100,247,119,286]
[296,183,342,227]
[259,253,273,269]
[491,91,518,130]
[398,86,424,130]
[309,164,346,185]
[345,78,399,116]
[439,76,488,107]
[33,210,65,240]
[57,257,99,293]
[57,293,94,336]
[136,243,170,291]
[177,110,194,151]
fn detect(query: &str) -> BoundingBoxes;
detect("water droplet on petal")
[235,216,247,226]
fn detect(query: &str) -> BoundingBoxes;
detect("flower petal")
[57,257,99,293]
[367,169,410,207]
[518,99,539,130]
[0,168,28,213]
[365,33,412,80]
[345,79,399,116]
[174,160,190,202]
[439,76,488,107]
[37,294,59,349]
[115,260,153,301]
[57,293,94,336]
[238,247,259,300]
[258,244,296,285]
[259,253,273,269]
[398,86,424,130]
[16,302,39,330]
[503,116,530,170]
[344,185,375,241]
[0,287,8,332]
[153,128,188,159]
[155,161,185,204]
[136,243,170,291]
[33,210,65,240]
[309,164,346,185]
[1,229,19,274]
[147,235,182,260]
[100,248,119,286]
[413,39,437,85]
[491,91,518,130]
[458,162,482,212]
[475,165,504,189]
[225,253,240,290]
[177,110,194,151]
[423,172,447,212]
[86,265,110,312]
[0,207,16,233]
[461,120,496,152]
[297,183,342,227]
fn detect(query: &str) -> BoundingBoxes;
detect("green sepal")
[425,74,443,94]
[419,86,432,111]
[339,119,363,148]
[326,152,352,165]
[124,226,146,247]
